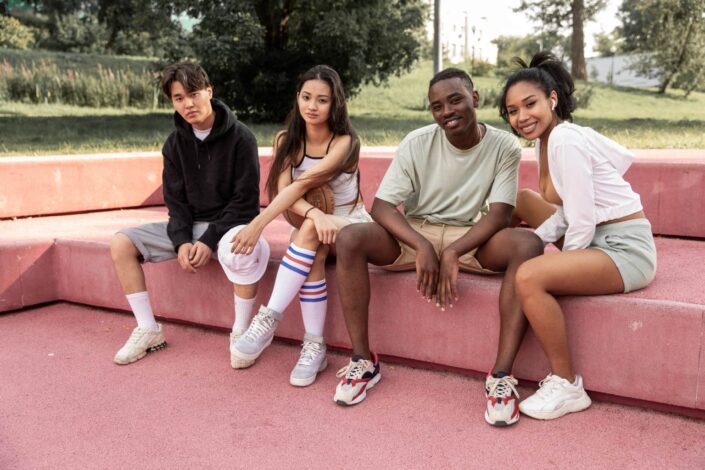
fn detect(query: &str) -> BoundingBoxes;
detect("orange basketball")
[283,184,336,228]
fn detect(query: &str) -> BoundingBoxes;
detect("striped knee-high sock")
[299,280,327,337]
[267,243,316,314]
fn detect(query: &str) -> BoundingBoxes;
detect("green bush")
[0,16,35,49]
[574,85,594,110]
[477,87,500,108]
[468,59,495,78]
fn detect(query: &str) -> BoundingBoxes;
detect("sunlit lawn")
[2,60,704,156]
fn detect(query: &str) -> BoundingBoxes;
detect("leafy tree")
[0,15,35,48]
[493,32,570,75]
[617,0,705,95]
[169,0,427,121]
[593,30,619,57]
[516,0,606,79]
[97,0,185,56]
[14,0,188,57]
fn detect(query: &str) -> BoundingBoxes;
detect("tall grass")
[0,47,155,74]
[0,48,164,109]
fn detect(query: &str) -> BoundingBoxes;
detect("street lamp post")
[433,0,442,74]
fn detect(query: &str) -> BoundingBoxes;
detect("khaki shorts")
[382,217,498,274]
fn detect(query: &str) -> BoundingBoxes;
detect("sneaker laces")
[535,374,566,400]
[297,340,323,366]
[336,358,370,380]
[487,375,519,399]
[126,328,148,345]
[243,311,276,342]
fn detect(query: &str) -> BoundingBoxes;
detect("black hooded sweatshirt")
[161,99,260,252]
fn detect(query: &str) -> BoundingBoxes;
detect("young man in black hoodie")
[111,62,267,367]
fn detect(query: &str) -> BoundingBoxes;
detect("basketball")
[283,184,336,228]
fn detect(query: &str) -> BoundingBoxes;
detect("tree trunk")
[571,0,587,80]
[658,74,672,94]
[255,0,295,49]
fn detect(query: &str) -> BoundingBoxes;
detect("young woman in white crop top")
[499,51,657,421]
[226,65,371,387]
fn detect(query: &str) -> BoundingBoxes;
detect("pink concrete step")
[4,303,704,468]
[2,208,704,412]
[2,149,705,238]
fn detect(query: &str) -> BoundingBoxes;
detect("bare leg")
[110,233,147,294]
[512,189,557,229]
[307,245,329,281]
[233,283,257,299]
[334,223,401,358]
[515,249,624,380]
[475,228,545,375]
[292,218,322,251]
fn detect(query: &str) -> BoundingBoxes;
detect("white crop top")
[291,137,359,206]
[533,122,643,251]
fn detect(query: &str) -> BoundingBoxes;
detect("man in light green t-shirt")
[331,68,544,427]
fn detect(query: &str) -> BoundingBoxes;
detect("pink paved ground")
[1,303,703,469]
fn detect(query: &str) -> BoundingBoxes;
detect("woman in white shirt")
[499,51,657,420]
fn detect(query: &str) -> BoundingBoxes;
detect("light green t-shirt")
[375,123,522,226]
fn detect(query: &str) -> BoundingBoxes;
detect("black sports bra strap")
[324,134,335,154]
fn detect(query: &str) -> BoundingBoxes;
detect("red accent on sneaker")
[352,383,369,401]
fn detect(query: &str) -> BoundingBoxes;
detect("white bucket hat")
[217,225,270,285]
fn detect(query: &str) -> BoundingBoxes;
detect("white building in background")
[427,1,498,65]
[585,55,660,87]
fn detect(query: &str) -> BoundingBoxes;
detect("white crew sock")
[233,294,256,332]
[299,279,327,337]
[126,291,158,331]
[266,243,316,314]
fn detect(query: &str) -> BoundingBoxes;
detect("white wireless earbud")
[551,99,557,111]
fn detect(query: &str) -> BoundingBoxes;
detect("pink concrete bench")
[2,149,705,238]
[1,207,704,414]
[2,150,705,414]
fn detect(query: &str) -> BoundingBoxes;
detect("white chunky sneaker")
[232,306,282,363]
[230,329,254,369]
[333,353,381,406]
[484,373,520,427]
[519,373,592,420]
[289,334,328,387]
[114,324,166,365]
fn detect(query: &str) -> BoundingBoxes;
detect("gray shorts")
[118,221,214,263]
[590,219,657,293]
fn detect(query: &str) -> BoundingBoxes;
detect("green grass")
[1,57,704,156]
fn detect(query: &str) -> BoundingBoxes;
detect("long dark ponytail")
[265,65,360,202]
[499,51,575,132]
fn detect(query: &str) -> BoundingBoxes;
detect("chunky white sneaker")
[232,306,282,362]
[290,334,328,387]
[230,329,254,369]
[333,353,381,406]
[519,373,592,420]
[484,373,520,427]
[114,324,166,365]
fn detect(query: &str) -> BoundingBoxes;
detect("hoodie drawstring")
[193,142,200,170]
